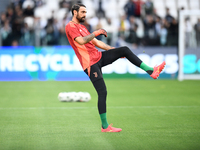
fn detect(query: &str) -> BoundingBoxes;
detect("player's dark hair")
[71,3,86,16]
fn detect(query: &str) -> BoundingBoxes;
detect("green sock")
[140,62,153,75]
[100,113,109,129]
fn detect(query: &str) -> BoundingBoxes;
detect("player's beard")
[76,14,85,23]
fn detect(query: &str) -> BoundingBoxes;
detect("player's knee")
[122,46,130,53]
[97,88,107,97]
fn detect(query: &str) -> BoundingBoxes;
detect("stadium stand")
[0,0,200,47]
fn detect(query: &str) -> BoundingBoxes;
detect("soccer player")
[65,3,166,132]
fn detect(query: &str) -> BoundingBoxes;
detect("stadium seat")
[191,16,199,26]
[164,0,178,18]
[24,17,34,29]
[117,0,128,16]
[34,6,51,28]
[84,0,95,18]
[156,8,165,18]
[34,5,53,19]
[22,0,35,9]
[103,0,118,16]
[170,9,178,19]
[45,0,59,11]
[153,0,165,18]
[135,18,144,38]
[189,0,200,9]
[56,8,68,21]
[153,0,165,10]
[118,0,128,9]
[165,0,176,10]
[177,0,188,9]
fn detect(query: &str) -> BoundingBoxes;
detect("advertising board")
[0,46,180,81]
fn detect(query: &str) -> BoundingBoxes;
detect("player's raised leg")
[101,46,166,79]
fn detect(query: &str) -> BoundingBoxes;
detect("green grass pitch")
[0,79,200,150]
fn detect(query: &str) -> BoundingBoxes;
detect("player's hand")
[93,29,107,37]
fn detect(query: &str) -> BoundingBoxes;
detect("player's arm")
[92,38,114,51]
[75,29,108,45]
[75,34,95,45]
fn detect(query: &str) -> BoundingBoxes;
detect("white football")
[72,92,81,102]
[82,92,91,102]
[58,92,91,102]
[66,92,75,102]
[58,92,68,102]
[78,92,91,102]
[77,92,85,101]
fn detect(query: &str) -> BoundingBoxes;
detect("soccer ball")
[77,92,91,102]
[58,92,91,102]
[72,92,81,102]
[77,92,85,101]
[66,92,75,102]
[58,92,68,102]
[58,92,73,102]
[82,92,91,102]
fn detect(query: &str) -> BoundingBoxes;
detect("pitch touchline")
[0,106,199,110]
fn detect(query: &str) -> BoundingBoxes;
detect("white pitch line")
[0,106,199,110]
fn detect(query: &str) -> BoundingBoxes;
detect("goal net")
[178,10,200,81]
